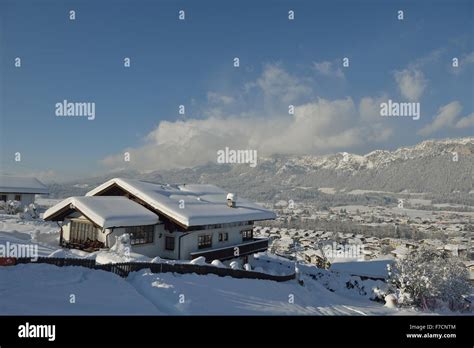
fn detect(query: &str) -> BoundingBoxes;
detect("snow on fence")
[8,257,296,282]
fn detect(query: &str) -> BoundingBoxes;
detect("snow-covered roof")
[0,176,49,194]
[43,196,159,228]
[303,249,324,259]
[86,178,276,227]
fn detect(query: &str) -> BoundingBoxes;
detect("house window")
[198,234,212,249]
[70,220,96,243]
[0,195,6,202]
[218,232,228,242]
[242,229,253,241]
[165,236,175,250]
[14,195,21,201]
[127,225,154,245]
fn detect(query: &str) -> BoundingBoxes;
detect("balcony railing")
[190,238,269,261]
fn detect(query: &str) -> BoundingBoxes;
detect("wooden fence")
[7,257,295,282]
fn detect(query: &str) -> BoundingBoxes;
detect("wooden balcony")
[190,238,269,261]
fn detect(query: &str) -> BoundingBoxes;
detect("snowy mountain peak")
[285,137,474,173]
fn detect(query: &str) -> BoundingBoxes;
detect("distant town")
[256,195,473,280]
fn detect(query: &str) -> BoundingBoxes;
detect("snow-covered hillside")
[0,212,468,316]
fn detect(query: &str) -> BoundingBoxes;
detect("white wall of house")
[107,224,166,258]
[60,216,180,259]
[61,217,167,258]
[59,214,256,262]
[179,225,253,260]
[0,193,35,205]
[105,223,254,260]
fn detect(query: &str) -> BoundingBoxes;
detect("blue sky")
[0,0,473,181]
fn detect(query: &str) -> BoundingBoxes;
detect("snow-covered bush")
[151,256,163,263]
[110,233,132,257]
[387,246,471,312]
[211,260,226,268]
[190,256,207,265]
[31,229,40,243]
[384,294,398,308]
[229,261,241,270]
[20,203,39,219]
[372,284,389,302]
[5,200,21,214]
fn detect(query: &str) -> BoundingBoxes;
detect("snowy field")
[337,204,474,219]
[0,262,412,315]
[0,212,461,316]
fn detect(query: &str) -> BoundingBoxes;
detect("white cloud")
[411,48,444,69]
[207,92,234,105]
[252,63,312,105]
[394,68,427,101]
[455,112,474,129]
[359,95,389,123]
[101,65,393,171]
[313,61,344,79]
[418,101,463,136]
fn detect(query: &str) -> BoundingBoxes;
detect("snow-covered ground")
[338,204,474,219]
[0,213,60,257]
[0,212,461,315]
[0,261,413,315]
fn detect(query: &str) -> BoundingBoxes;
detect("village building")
[43,178,276,263]
[0,175,49,206]
[464,261,474,283]
[302,248,326,267]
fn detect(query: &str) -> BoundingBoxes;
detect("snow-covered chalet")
[0,175,49,206]
[43,178,275,263]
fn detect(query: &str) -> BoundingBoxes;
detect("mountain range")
[49,137,474,201]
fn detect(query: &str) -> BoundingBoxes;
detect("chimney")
[226,193,237,208]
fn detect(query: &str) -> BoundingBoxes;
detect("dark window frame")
[165,236,175,250]
[242,229,253,241]
[127,225,155,245]
[14,194,21,201]
[0,195,7,202]
[218,232,229,242]
[198,234,212,249]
